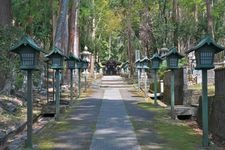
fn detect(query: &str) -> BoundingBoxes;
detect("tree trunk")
[194,2,198,22]
[74,0,80,57]
[54,0,69,54]
[108,35,111,59]
[205,0,214,37]
[163,0,167,44]
[172,0,178,48]
[0,0,12,93]
[0,0,12,26]
[52,0,57,44]
[127,22,134,79]
[68,0,76,54]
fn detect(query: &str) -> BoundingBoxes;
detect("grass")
[32,87,93,149]
[32,114,75,149]
[33,121,56,149]
[137,102,202,150]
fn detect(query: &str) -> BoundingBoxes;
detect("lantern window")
[68,61,75,68]
[152,61,159,69]
[169,56,178,68]
[199,51,213,65]
[21,53,35,66]
[52,57,61,66]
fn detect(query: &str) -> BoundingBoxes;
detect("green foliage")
[14,72,24,90]
[157,57,187,79]
[0,25,23,90]
[12,0,53,50]
[178,57,188,67]
[158,61,167,79]
[4,0,225,81]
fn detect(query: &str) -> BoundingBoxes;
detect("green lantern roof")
[45,47,65,58]
[140,56,150,62]
[135,59,141,64]
[150,53,162,61]
[65,52,80,61]
[186,36,225,54]
[166,47,184,58]
[121,61,129,68]
[10,35,45,53]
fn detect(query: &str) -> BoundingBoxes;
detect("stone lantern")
[10,35,44,70]
[135,59,142,91]
[150,53,162,105]
[140,56,150,98]
[65,53,80,101]
[186,36,225,147]
[140,56,150,70]
[45,47,65,120]
[166,48,183,70]
[165,47,184,119]
[10,35,44,149]
[46,47,64,70]
[151,53,162,70]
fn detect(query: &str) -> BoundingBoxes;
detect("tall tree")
[54,0,69,54]
[205,0,214,37]
[0,0,12,26]
[172,0,178,48]
[68,0,80,56]
[139,6,157,57]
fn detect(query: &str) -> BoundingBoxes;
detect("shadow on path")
[120,89,167,149]
[52,89,104,150]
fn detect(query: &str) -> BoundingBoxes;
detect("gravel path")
[34,76,165,150]
[120,89,166,149]
[90,88,141,150]
[52,88,104,150]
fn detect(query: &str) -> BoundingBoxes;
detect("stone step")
[101,82,125,85]
[101,80,124,83]
[166,105,197,117]
[100,84,133,88]
[148,93,162,98]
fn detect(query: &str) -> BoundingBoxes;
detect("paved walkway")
[32,76,165,150]
[90,76,141,149]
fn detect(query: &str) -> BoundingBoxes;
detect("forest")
[0,0,225,93]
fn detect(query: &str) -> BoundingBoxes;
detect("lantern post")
[65,53,80,101]
[165,48,183,119]
[10,35,44,148]
[186,36,225,147]
[140,56,150,99]
[76,59,83,97]
[135,59,142,92]
[82,58,89,92]
[150,53,162,105]
[45,47,64,120]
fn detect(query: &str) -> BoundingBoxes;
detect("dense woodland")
[0,0,225,92]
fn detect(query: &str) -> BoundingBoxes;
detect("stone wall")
[183,89,201,105]
[197,67,225,141]
[197,96,225,140]
[215,68,225,97]
[163,69,184,105]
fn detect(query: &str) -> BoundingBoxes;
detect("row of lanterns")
[10,35,89,148]
[135,47,183,71]
[9,35,225,148]
[134,35,225,148]
[135,47,183,116]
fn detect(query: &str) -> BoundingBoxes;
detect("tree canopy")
[0,0,225,90]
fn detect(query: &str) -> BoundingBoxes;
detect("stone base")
[174,105,197,117]
[41,100,70,115]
